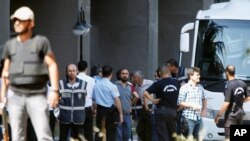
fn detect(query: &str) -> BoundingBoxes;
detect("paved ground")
[53,126,138,141]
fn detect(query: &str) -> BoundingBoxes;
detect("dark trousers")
[155,109,176,141]
[83,107,93,141]
[136,108,152,141]
[95,105,117,141]
[49,110,57,140]
[151,112,159,141]
[59,123,83,141]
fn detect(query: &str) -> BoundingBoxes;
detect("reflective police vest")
[58,78,87,124]
[8,35,49,86]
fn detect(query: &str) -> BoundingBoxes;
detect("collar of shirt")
[78,72,87,76]
[116,80,130,86]
[65,78,81,88]
[67,82,80,88]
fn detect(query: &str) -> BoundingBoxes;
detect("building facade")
[0,0,214,79]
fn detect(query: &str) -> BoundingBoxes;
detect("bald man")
[215,65,250,141]
[58,64,87,141]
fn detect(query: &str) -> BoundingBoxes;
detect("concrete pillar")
[148,0,158,79]
[0,0,10,52]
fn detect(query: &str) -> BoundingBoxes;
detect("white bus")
[179,0,250,140]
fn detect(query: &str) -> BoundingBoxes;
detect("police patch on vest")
[62,93,71,98]
[78,93,82,99]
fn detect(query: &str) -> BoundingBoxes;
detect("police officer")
[58,64,87,141]
[144,65,180,141]
[92,65,123,141]
[215,65,250,141]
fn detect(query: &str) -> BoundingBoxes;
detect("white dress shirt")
[77,72,96,107]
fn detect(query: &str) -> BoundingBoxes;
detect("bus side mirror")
[180,33,190,52]
[180,22,194,53]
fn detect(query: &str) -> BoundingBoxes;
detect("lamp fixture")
[72,6,90,35]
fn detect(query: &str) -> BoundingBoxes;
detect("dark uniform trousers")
[95,105,117,141]
[155,107,177,141]
[135,106,152,141]
[59,123,83,141]
[83,107,93,141]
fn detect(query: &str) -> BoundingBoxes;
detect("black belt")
[97,104,111,109]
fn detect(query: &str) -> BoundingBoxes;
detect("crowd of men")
[1,6,250,141]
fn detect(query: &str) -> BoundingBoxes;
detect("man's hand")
[0,97,7,106]
[0,102,5,115]
[214,115,220,124]
[201,108,207,117]
[152,98,160,104]
[48,91,59,108]
[191,103,202,111]
[119,114,123,124]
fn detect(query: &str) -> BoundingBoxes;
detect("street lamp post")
[79,34,83,61]
[72,6,90,61]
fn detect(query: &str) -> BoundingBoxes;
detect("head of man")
[166,59,179,77]
[77,60,88,72]
[159,65,171,78]
[154,67,161,80]
[225,65,235,80]
[102,65,113,78]
[187,67,200,84]
[66,64,78,81]
[131,70,144,85]
[11,6,35,35]
[90,64,102,77]
[119,69,130,83]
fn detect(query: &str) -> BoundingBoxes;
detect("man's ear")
[30,20,35,29]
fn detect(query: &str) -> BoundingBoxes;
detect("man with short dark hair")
[166,58,187,83]
[214,65,250,141]
[90,65,102,82]
[92,65,123,141]
[77,60,95,141]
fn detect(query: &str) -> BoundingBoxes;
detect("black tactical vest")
[8,35,49,86]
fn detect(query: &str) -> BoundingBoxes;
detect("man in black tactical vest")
[0,6,60,141]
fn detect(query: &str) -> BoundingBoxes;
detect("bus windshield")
[195,19,250,80]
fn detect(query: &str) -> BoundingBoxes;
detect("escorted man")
[1,6,59,141]
[90,64,102,82]
[166,58,188,83]
[58,64,87,141]
[115,68,139,141]
[77,60,95,141]
[131,70,154,141]
[144,65,180,141]
[177,67,207,140]
[92,65,123,141]
[214,65,250,141]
